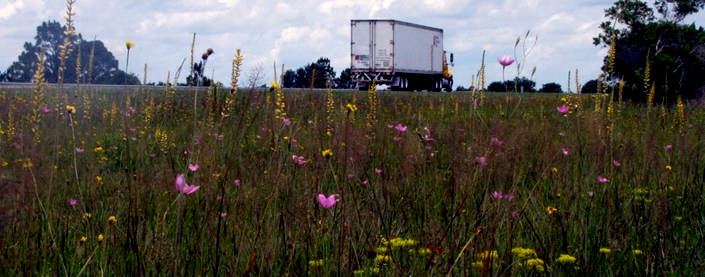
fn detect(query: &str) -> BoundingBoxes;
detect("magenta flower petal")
[557,105,568,114]
[317,194,339,209]
[475,156,488,166]
[188,164,199,171]
[69,198,77,206]
[175,174,186,192]
[492,191,504,199]
[498,55,515,67]
[597,176,609,183]
[613,160,621,167]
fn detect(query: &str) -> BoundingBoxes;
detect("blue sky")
[1,0,704,88]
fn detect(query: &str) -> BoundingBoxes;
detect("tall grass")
[0,85,704,276]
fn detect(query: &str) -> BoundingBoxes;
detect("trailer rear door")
[373,21,394,72]
[351,21,371,70]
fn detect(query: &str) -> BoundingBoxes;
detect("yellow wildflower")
[632,249,643,255]
[471,261,484,270]
[108,215,118,224]
[552,167,558,173]
[546,206,557,214]
[308,259,324,267]
[418,248,431,255]
[512,247,537,260]
[475,250,499,261]
[666,165,672,171]
[66,105,76,114]
[599,247,611,254]
[556,254,577,264]
[83,212,92,220]
[97,234,104,243]
[79,236,87,244]
[373,255,391,263]
[322,149,333,158]
[125,40,135,50]
[346,103,358,112]
[94,146,103,152]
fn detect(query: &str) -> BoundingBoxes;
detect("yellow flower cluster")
[308,259,324,267]
[381,237,418,248]
[633,187,650,202]
[346,103,358,112]
[322,149,333,159]
[555,254,576,264]
[599,247,611,254]
[373,255,391,263]
[354,267,380,276]
[474,250,498,261]
[511,247,537,260]
[521,258,545,272]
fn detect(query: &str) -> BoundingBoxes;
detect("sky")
[1,0,704,89]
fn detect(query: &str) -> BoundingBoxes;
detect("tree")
[594,0,705,102]
[540,83,563,93]
[282,69,299,88]
[1,21,138,84]
[334,68,354,89]
[487,77,536,92]
[581,80,599,93]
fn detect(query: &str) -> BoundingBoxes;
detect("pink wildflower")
[69,198,77,206]
[475,156,488,166]
[613,160,621,167]
[317,194,339,209]
[175,174,200,194]
[292,155,307,165]
[188,164,199,171]
[597,176,609,183]
[492,191,503,199]
[395,124,407,132]
[491,137,503,146]
[497,55,515,67]
[557,105,568,114]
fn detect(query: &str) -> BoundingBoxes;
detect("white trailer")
[351,19,453,91]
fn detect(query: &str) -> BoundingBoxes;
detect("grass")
[1,84,704,276]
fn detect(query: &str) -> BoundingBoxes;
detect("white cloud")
[0,0,24,20]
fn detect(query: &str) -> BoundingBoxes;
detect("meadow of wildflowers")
[1,1,704,275]
[1,78,704,276]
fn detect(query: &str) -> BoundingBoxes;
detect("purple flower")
[234,179,241,187]
[510,210,520,218]
[219,212,227,218]
[491,137,503,146]
[374,168,383,174]
[41,106,50,113]
[74,148,84,153]
[665,144,673,150]
[475,156,488,166]
[613,160,621,167]
[395,124,407,132]
[188,164,199,171]
[557,105,568,114]
[497,55,515,67]
[175,174,200,194]
[562,148,569,156]
[69,198,77,206]
[587,191,594,197]
[317,194,340,209]
[292,155,307,165]
[597,176,609,183]
[283,118,291,126]
[492,191,504,199]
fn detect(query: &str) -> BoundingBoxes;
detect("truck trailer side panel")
[392,22,443,74]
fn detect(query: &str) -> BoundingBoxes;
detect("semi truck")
[350,19,453,91]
